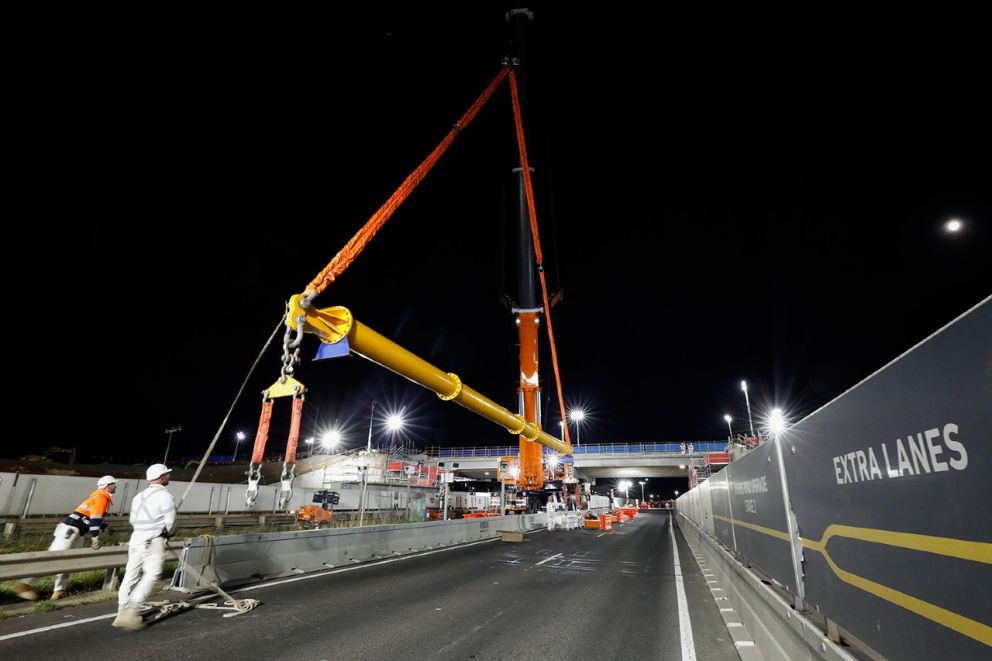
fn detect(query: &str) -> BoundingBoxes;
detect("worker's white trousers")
[23,523,82,591]
[118,536,166,611]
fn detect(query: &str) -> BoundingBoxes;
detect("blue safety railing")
[435,441,727,458]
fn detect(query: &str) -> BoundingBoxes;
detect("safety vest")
[63,488,113,536]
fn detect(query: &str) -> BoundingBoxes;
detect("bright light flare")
[569,409,586,423]
[944,218,962,233]
[769,408,785,434]
[723,414,732,423]
[386,414,405,431]
[322,429,343,448]
[236,431,246,441]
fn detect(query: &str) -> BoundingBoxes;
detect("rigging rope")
[175,317,285,511]
[508,70,572,448]
[304,65,511,300]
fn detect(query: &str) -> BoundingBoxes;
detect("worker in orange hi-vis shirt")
[13,475,117,601]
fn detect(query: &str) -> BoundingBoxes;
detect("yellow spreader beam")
[287,295,572,457]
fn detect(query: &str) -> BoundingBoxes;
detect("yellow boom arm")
[287,295,572,457]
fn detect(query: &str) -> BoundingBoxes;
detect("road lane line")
[236,537,499,592]
[0,537,503,640]
[671,519,697,661]
[535,552,563,566]
[0,614,117,641]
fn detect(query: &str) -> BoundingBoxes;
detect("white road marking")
[535,552,563,566]
[0,613,117,641]
[434,610,504,656]
[0,537,502,640]
[671,519,697,661]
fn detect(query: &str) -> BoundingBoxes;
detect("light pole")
[769,408,805,609]
[569,408,585,446]
[305,437,314,459]
[359,402,379,527]
[441,462,459,520]
[724,414,733,441]
[233,431,246,463]
[163,426,182,464]
[619,479,631,503]
[320,430,341,487]
[741,380,755,438]
[638,480,646,503]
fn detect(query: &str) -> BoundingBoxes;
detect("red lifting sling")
[246,376,305,509]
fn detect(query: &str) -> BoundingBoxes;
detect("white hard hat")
[146,463,172,481]
[97,475,117,488]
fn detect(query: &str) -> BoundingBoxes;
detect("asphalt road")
[0,512,738,660]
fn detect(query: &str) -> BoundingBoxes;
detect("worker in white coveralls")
[113,463,176,631]
[14,475,117,601]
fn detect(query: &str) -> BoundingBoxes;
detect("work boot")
[112,608,145,631]
[50,590,65,601]
[13,582,38,601]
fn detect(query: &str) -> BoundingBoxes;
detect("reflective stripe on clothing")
[62,512,90,536]
[128,484,176,544]
[64,488,114,537]
[77,489,113,519]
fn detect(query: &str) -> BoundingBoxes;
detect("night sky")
[8,6,990,465]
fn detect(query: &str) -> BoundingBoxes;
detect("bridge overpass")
[435,442,727,480]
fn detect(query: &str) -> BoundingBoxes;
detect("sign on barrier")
[781,299,992,660]
[721,441,798,594]
[708,471,734,552]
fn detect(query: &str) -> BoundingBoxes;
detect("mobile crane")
[246,11,574,509]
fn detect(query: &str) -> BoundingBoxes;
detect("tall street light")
[357,404,408,526]
[638,480,646,503]
[769,407,805,610]
[386,413,404,453]
[163,426,182,464]
[569,408,585,447]
[619,479,631,503]
[741,381,755,437]
[321,429,341,487]
[233,431,246,463]
[724,414,733,441]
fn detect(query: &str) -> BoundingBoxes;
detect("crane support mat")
[498,530,524,542]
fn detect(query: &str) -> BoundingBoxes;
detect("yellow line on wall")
[709,514,991,646]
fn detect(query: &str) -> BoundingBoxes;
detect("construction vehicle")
[295,489,339,529]
[246,15,574,514]
[21,447,77,464]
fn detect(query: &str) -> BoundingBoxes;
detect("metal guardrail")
[0,541,186,582]
[1,513,296,538]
